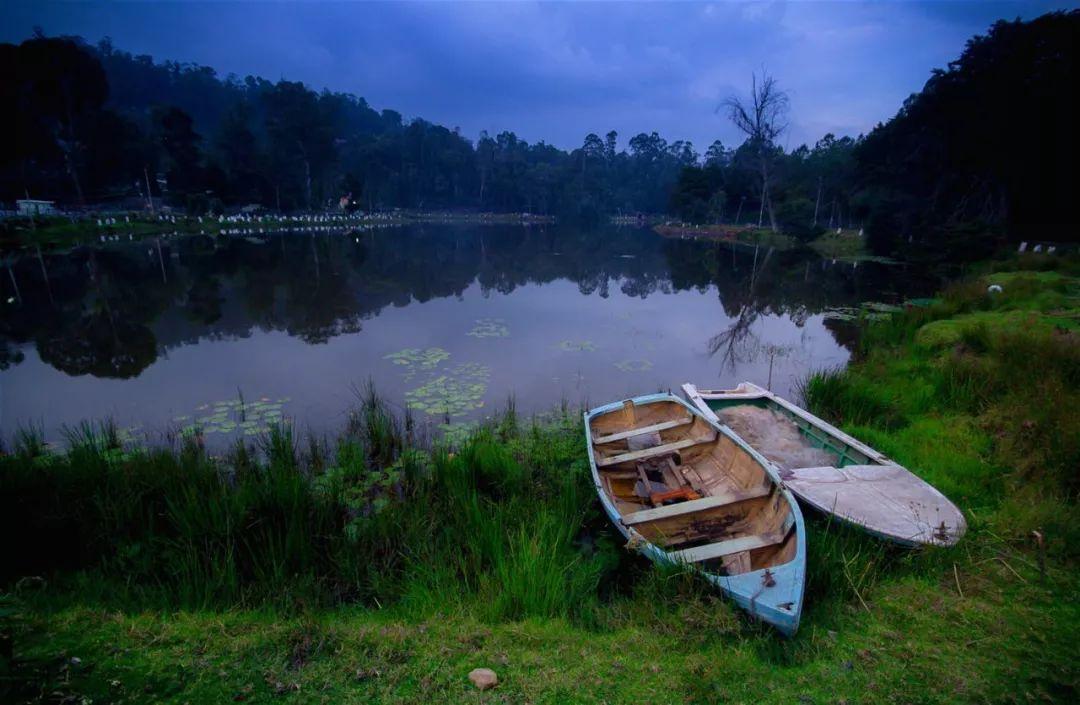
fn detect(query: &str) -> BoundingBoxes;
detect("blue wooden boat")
[585,393,806,635]
[683,382,966,547]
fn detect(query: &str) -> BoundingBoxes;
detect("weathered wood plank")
[622,484,771,526]
[596,436,711,467]
[592,417,693,444]
[721,550,752,575]
[666,514,794,564]
[668,533,782,563]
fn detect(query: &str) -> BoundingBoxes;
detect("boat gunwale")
[681,381,892,466]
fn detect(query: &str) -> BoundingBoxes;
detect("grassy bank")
[806,229,896,263]
[653,223,893,262]
[2,260,1079,703]
[0,211,554,252]
[653,222,797,249]
[0,214,397,252]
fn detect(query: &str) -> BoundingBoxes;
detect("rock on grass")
[468,668,498,690]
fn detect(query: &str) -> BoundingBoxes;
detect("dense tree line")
[4,11,1077,252]
[2,33,699,220]
[855,11,1078,255]
[669,11,1078,253]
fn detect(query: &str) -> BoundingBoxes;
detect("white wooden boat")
[585,393,806,635]
[682,382,966,547]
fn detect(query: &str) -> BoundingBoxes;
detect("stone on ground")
[468,667,498,690]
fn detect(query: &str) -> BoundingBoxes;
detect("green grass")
[653,223,799,249]
[2,258,1079,703]
[807,229,895,262]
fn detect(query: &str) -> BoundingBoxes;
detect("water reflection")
[1,226,931,440]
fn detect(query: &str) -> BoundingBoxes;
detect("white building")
[16,199,55,216]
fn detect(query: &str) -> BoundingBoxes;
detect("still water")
[1,225,928,445]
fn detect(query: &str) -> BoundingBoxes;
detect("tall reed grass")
[0,392,621,622]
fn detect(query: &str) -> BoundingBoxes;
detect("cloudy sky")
[3,1,1076,151]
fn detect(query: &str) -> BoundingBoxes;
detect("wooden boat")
[585,393,806,635]
[682,382,966,547]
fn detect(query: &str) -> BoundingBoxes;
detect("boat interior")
[589,399,797,576]
[707,397,875,471]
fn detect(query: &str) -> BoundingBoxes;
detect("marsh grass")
[0,393,619,624]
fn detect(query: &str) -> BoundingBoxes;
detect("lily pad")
[614,359,653,373]
[863,301,904,313]
[438,421,477,447]
[384,347,450,369]
[405,362,490,417]
[557,340,597,352]
[385,347,452,380]
[177,393,293,437]
[466,318,510,338]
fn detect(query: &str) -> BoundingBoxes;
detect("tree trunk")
[62,143,85,207]
[61,88,86,207]
[144,167,155,214]
[813,176,822,227]
[303,158,312,210]
[758,181,766,228]
[762,160,778,232]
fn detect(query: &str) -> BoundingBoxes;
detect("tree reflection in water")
[0,225,929,381]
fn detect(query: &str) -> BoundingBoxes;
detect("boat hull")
[585,393,806,636]
[682,382,966,547]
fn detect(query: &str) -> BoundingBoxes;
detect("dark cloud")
[3,1,1075,151]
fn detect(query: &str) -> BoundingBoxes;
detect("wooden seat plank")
[666,515,795,564]
[597,435,712,467]
[592,417,693,445]
[622,484,771,525]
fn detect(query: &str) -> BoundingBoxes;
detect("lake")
[1,225,931,446]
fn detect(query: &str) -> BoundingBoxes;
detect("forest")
[3,10,1077,256]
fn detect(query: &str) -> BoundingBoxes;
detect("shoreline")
[2,256,1077,703]
[0,210,557,252]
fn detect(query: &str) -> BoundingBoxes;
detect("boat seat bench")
[596,434,715,467]
[591,416,693,444]
[666,514,795,564]
[622,484,772,526]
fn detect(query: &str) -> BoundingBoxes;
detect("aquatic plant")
[175,394,290,437]
[437,421,479,447]
[614,358,653,372]
[384,347,451,380]
[557,339,597,352]
[822,306,892,322]
[404,362,490,417]
[466,318,510,338]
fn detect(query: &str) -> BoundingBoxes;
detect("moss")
[914,310,1050,349]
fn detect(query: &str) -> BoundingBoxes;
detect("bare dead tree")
[706,245,777,372]
[722,72,789,232]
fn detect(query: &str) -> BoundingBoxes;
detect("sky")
[2,1,1076,152]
